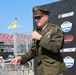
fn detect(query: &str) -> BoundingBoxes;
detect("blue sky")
[0,0,57,34]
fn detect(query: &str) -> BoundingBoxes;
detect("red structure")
[0,33,32,44]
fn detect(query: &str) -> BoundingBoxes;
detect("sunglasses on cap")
[34,15,44,20]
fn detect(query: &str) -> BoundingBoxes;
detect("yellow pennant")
[7,22,17,29]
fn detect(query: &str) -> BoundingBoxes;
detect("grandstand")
[0,33,32,59]
[0,33,32,45]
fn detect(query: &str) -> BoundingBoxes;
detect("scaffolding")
[0,31,35,75]
[0,59,34,75]
[13,32,35,75]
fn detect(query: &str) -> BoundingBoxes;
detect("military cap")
[33,6,51,17]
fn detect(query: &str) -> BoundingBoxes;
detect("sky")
[0,0,58,34]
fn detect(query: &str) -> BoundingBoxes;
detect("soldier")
[10,6,67,75]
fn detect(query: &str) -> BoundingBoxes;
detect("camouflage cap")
[33,6,51,17]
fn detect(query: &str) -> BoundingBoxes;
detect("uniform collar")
[42,23,48,30]
[40,22,51,36]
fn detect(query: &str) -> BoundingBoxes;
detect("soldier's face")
[34,15,48,28]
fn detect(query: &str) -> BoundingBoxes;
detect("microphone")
[33,27,41,43]
[34,26,41,32]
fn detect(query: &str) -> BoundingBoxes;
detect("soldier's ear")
[45,15,49,20]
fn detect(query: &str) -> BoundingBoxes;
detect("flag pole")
[15,17,18,33]
[14,18,18,57]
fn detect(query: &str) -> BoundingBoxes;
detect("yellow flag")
[7,22,17,29]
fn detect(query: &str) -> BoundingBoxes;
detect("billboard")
[33,0,76,75]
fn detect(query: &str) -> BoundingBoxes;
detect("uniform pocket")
[42,58,61,75]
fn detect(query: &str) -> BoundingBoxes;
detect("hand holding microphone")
[32,30,42,40]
